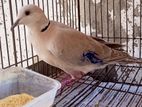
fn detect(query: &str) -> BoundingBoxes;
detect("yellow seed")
[0,93,34,107]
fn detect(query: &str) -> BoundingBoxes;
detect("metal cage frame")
[0,0,142,106]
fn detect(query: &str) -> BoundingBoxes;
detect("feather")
[91,37,124,50]
[83,51,103,64]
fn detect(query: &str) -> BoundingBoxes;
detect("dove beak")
[11,18,21,31]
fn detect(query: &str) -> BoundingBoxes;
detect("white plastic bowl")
[0,67,61,107]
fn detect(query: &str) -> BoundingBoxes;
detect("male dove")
[11,5,142,87]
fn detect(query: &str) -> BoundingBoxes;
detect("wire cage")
[0,0,142,106]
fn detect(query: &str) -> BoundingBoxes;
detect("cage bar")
[0,0,142,106]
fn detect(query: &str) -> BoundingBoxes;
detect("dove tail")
[109,49,142,64]
[115,51,142,64]
[118,57,142,64]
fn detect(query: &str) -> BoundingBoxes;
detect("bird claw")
[59,71,84,95]
[59,78,75,95]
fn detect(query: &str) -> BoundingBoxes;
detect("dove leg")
[61,71,84,87]
[70,70,85,79]
[59,71,84,94]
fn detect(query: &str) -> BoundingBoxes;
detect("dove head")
[11,4,47,30]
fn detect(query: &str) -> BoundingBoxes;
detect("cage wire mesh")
[0,0,142,106]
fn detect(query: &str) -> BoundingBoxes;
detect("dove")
[11,4,142,87]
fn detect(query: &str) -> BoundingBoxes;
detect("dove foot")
[59,75,75,95]
[59,71,84,95]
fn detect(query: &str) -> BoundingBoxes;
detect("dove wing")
[47,25,116,66]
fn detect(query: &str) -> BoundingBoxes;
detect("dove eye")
[25,10,30,16]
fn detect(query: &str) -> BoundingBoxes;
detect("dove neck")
[27,16,49,32]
